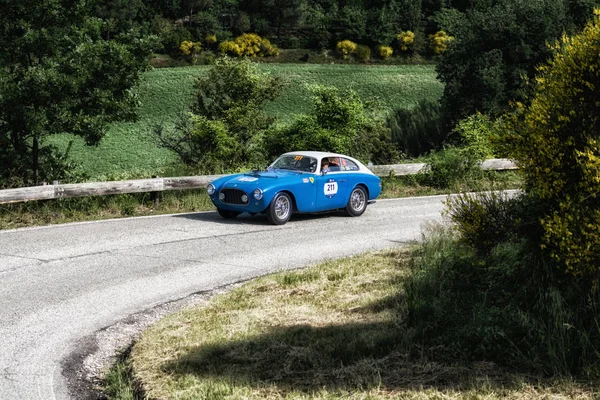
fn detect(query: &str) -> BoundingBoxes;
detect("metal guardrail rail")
[0,159,516,205]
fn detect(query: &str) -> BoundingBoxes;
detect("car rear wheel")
[267,192,292,225]
[217,209,241,219]
[345,186,367,217]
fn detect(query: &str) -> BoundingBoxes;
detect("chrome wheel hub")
[275,196,290,219]
[350,189,365,211]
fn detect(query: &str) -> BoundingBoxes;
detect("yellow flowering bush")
[336,40,357,58]
[204,34,217,46]
[429,31,454,55]
[377,45,393,59]
[397,31,414,52]
[179,40,201,56]
[508,9,600,276]
[218,40,242,56]
[218,34,280,57]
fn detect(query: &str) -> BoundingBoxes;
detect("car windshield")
[270,155,317,173]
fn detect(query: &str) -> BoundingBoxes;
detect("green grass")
[106,248,599,399]
[46,64,442,179]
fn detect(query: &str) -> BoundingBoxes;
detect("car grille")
[220,188,249,205]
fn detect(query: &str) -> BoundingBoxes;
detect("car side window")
[341,158,359,171]
[328,157,341,172]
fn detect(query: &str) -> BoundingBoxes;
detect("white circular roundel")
[324,181,338,196]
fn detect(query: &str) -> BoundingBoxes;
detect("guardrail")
[0,159,516,205]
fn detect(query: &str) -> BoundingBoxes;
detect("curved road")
[0,195,447,399]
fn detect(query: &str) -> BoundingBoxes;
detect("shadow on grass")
[160,300,521,395]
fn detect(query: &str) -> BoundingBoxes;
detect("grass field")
[47,64,442,179]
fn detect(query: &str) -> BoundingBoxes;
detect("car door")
[315,157,349,210]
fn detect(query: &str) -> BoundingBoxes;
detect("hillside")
[48,64,442,179]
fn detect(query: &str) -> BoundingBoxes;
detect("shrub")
[429,31,454,55]
[422,146,483,189]
[336,40,357,58]
[506,9,600,276]
[179,40,201,56]
[387,100,449,157]
[452,113,495,160]
[377,45,393,59]
[397,31,415,52]
[218,40,242,57]
[204,34,217,46]
[355,45,371,62]
[218,34,280,58]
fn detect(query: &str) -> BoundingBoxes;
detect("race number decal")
[324,180,338,197]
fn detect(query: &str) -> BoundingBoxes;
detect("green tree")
[506,9,600,276]
[437,0,572,125]
[0,0,155,187]
[265,85,399,164]
[155,58,285,170]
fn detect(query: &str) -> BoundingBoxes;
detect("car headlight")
[219,192,225,201]
[241,194,248,203]
[253,188,263,200]
[207,183,216,195]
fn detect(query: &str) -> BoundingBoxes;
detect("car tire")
[217,209,241,219]
[266,192,292,225]
[345,186,368,217]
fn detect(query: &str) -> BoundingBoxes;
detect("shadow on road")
[171,210,343,225]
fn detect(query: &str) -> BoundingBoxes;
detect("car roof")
[282,151,352,159]
[280,151,373,174]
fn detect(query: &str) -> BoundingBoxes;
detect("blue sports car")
[206,151,382,225]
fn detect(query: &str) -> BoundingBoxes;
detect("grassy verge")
[0,171,521,230]
[106,247,598,399]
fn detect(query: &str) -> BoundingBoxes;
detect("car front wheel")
[217,209,241,219]
[267,192,292,225]
[345,186,367,217]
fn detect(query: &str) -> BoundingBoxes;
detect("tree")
[155,58,285,170]
[265,85,399,164]
[0,0,155,187]
[505,9,600,276]
[437,0,572,125]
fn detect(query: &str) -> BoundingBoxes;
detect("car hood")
[218,170,308,190]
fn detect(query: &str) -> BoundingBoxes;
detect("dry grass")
[127,249,598,400]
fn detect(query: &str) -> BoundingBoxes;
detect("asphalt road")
[0,195,447,399]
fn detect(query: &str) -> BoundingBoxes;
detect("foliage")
[429,31,454,55]
[218,33,280,57]
[437,0,577,125]
[50,64,441,178]
[155,58,285,170]
[377,45,393,59]
[421,146,485,189]
[336,40,358,58]
[0,0,155,187]
[504,10,600,276]
[179,40,202,56]
[264,85,399,164]
[387,99,448,157]
[406,225,600,376]
[204,34,217,45]
[218,40,243,56]
[397,30,415,52]
[355,45,371,62]
[452,113,495,160]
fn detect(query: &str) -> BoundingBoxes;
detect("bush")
[218,40,242,57]
[421,146,483,188]
[452,113,496,160]
[218,34,280,58]
[506,9,600,276]
[406,216,600,377]
[336,40,357,58]
[377,45,393,59]
[264,85,399,164]
[387,100,449,157]
[397,31,415,53]
[355,45,371,62]
[428,31,454,55]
